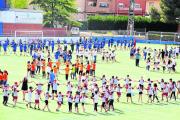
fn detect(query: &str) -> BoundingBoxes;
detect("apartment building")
[75,0,115,21]
[146,0,161,14]
[115,0,146,17]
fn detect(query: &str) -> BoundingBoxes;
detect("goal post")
[15,30,43,43]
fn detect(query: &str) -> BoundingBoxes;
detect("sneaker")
[166,100,168,102]
[48,109,51,112]
[100,111,102,112]
[52,98,54,100]
[157,101,160,103]
[37,108,40,110]
[42,109,45,111]
[147,101,149,103]
[105,111,107,112]
[131,101,133,103]
[26,104,28,107]
[56,109,59,112]
[141,101,143,103]
[4,104,8,106]
[30,106,33,108]
[34,107,36,109]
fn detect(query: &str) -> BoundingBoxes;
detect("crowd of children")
[1,37,180,114]
[2,73,180,113]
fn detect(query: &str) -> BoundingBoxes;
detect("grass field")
[0,43,180,120]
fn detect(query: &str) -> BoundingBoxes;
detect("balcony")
[119,7,142,11]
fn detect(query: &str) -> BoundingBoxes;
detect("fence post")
[53,30,55,37]
[160,32,162,44]
[102,31,103,37]
[10,29,12,37]
[91,30,92,38]
[113,31,114,37]
[146,32,148,43]
[174,33,176,42]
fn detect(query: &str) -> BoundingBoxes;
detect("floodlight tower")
[127,0,135,36]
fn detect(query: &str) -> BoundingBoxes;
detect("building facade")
[146,0,161,14]
[115,0,146,17]
[75,0,116,21]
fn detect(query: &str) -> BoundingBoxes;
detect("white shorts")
[28,97,32,102]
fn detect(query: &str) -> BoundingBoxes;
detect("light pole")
[117,0,119,15]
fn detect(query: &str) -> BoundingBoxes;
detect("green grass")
[0,43,180,120]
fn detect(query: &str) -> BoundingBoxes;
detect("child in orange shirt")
[53,65,58,80]
[65,59,70,67]
[27,61,31,77]
[56,60,61,74]
[31,62,35,78]
[63,65,70,81]
[42,65,46,79]
[3,70,8,86]
[79,63,85,76]
[42,59,46,66]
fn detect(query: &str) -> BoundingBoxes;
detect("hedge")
[87,15,179,32]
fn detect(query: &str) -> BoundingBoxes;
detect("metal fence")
[1,29,180,42]
[147,31,180,42]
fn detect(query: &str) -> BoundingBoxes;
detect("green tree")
[160,0,180,23]
[31,0,82,28]
[148,4,161,21]
[11,0,29,9]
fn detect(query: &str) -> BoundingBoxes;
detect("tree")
[160,0,180,23]
[148,4,161,21]
[11,0,29,9]
[31,0,82,28]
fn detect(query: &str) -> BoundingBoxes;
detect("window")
[134,4,140,8]
[99,2,108,7]
[119,3,123,8]
[88,2,97,7]
[149,2,154,6]
[77,7,81,12]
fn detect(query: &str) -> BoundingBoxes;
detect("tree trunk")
[50,20,53,28]
[50,2,54,28]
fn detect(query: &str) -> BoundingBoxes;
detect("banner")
[15,12,43,24]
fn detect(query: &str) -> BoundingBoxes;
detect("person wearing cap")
[56,91,65,111]
[34,89,41,110]
[26,86,36,108]
[12,86,21,107]
[3,70,8,86]
[0,71,4,89]
[51,80,63,100]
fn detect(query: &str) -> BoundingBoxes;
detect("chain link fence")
[0,29,180,43]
